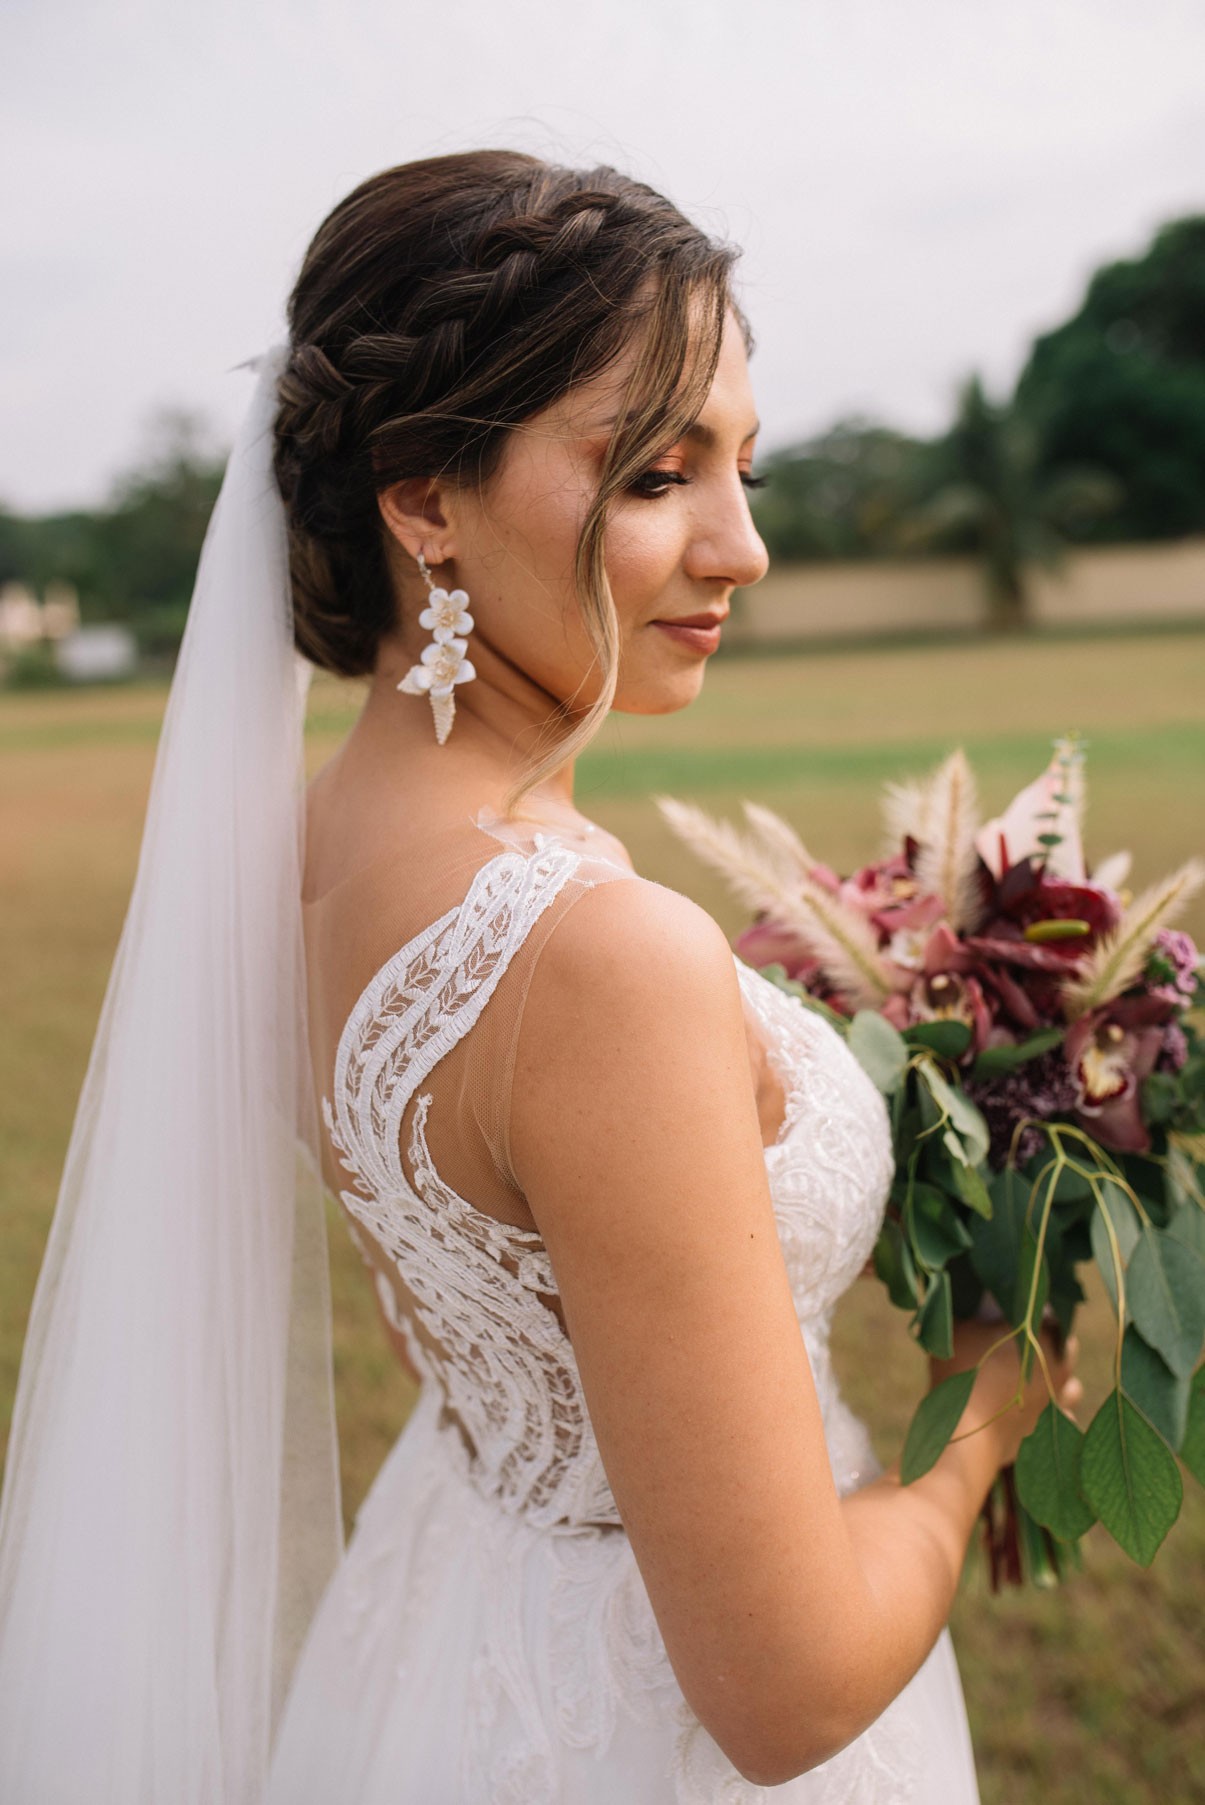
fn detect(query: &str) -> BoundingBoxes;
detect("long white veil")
[0,347,342,1803]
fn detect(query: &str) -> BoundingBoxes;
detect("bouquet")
[660,738,1205,1586]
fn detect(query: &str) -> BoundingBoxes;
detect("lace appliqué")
[324,843,620,1531]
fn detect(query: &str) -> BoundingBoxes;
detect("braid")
[271,151,739,690]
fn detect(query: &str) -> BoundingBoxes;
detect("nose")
[684,476,770,592]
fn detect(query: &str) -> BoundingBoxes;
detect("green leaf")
[1141,1072,1179,1126]
[902,1020,972,1059]
[917,1270,954,1358]
[1167,1200,1205,1263]
[873,1218,919,1311]
[906,1184,973,1270]
[918,1062,990,1167]
[1181,1369,1205,1486]
[847,1010,909,1095]
[1015,1401,1097,1540]
[1122,1326,1190,1451]
[1090,1182,1141,1312]
[901,1369,976,1483]
[950,1158,994,1220]
[1047,1163,1094,1206]
[969,1170,1027,1309]
[1013,1223,1051,1369]
[970,1026,1065,1079]
[1080,1388,1183,1565]
[1126,1226,1205,1379]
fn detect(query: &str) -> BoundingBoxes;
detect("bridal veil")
[0,347,343,1803]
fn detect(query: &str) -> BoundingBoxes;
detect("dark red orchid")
[1064,994,1178,1153]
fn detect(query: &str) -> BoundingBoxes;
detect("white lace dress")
[267,824,981,1804]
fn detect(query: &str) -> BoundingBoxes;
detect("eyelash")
[627,469,769,499]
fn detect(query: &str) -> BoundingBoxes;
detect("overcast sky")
[4,0,1204,513]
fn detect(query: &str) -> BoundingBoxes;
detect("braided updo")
[273,150,743,797]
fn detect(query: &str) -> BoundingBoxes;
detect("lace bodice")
[320,827,895,1527]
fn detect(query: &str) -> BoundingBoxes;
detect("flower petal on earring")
[398,664,433,693]
[455,659,476,684]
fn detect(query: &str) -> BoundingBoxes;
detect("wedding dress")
[267,806,981,1805]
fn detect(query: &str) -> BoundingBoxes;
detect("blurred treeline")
[3,215,1204,651]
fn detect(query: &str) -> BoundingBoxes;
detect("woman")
[0,151,1075,1803]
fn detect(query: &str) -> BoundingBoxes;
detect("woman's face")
[387,307,769,719]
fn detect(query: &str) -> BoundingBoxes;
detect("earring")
[396,552,477,745]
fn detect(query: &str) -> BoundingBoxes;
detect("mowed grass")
[2,628,1203,1803]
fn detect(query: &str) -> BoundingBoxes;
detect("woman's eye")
[628,469,691,498]
[741,472,768,491]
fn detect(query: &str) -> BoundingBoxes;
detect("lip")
[651,610,727,655]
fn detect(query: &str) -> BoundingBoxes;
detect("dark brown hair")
[272,150,743,801]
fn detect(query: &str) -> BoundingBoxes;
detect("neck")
[349,626,585,815]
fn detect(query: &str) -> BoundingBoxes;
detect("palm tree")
[897,375,1120,632]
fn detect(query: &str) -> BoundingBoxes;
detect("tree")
[894,375,1119,632]
[1015,216,1205,542]
[750,418,932,562]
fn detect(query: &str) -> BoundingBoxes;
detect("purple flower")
[965,1050,1080,1169]
[1157,1021,1189,1074]
[1146,929,1200,1007]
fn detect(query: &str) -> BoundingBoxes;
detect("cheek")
[602,505,683,624]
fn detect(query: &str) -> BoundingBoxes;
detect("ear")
[377,477,460,566]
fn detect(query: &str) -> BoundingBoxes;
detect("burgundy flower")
[1064,996,1173,1153]
[908,970,992,1055]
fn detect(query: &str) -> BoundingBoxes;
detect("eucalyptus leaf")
[1015,1401,1096,1540]
[970,1026,1065,1079]
[918,1062,990,1167]
[902,1020,972,1059]
[1167,1200,1205,1263]
[901,1369,976,1484]
[1090,1183,1141,1313]
[847,1010,909,1095]
[917,1270,954,1358]
[1126,1227,1205,1379]
[969,1171,1027,1309]
[951,1158,994,1220]
[1080,1388,1183,1565]
[907,1185,973,1270]
[873,1218,919,1311]
[1181,1369,1205,1486]
[1122,1326,1190,1451]
[1013,1223,1050,1368]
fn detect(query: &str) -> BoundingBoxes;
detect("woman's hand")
[931,1315,1083,1469]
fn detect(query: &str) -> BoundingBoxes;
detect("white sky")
[4,0,1204,512]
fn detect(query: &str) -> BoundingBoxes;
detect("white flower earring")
[396,552,477,745]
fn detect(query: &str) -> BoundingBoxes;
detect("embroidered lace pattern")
[320,832,920,1801]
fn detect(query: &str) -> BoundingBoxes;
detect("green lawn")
[2,629,1203,1802]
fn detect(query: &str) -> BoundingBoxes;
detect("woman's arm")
[509,879,1070,1788]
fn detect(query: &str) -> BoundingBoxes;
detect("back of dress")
[302,806,639,1531]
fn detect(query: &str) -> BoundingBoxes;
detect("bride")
[0,150,1077,1803]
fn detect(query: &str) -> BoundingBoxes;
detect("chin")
[612,667,710,716]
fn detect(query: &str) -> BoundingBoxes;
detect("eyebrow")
[585,415,761,447]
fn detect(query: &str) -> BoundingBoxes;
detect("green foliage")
[749,418,934,562]
[1015,1402,1097,1541]
[0,410,224,646]
[1015,216,1205,543]
[839,1003,1205,1576]
[1080,1390,1183,1566]
[901,1368,976,1482]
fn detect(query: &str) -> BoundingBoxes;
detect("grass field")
[2,628,1203,1802]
